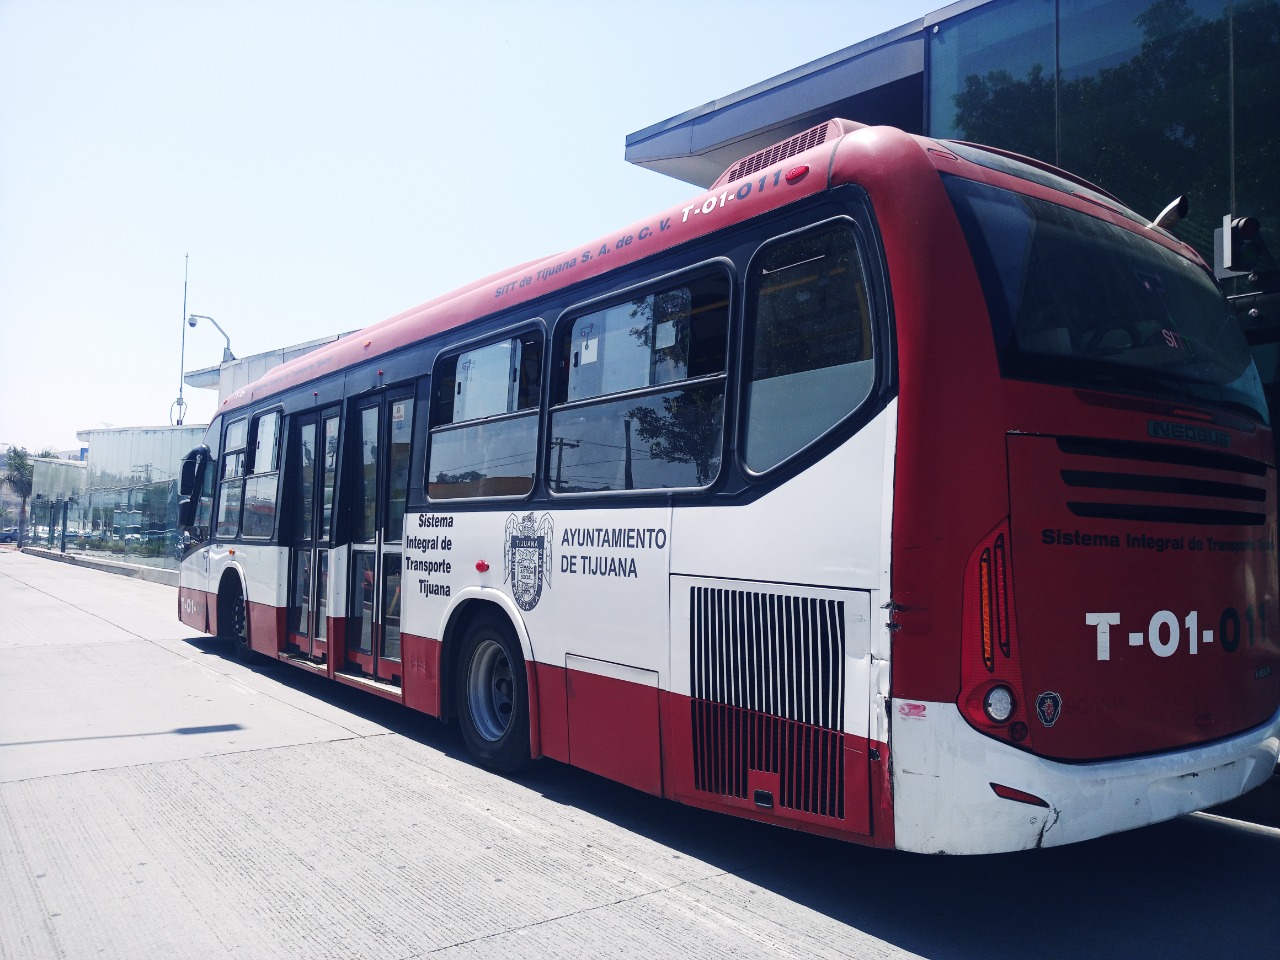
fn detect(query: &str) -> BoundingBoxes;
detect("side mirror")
[177,446,209,528]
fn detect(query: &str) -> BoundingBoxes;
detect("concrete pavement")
[2,548,1279,960]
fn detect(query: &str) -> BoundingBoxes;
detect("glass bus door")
[287,409,339,663]
[345,390,414,686]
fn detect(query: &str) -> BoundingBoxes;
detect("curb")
[21,546,179,587]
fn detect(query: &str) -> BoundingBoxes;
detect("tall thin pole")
[176,253,189,425]
[1228,0,1236,215]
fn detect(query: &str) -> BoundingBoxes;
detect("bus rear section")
[884,144,1280,853]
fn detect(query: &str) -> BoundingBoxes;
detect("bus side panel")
[660,688,879,842]
[666,574,875,838]
[402,506,672,771]
[534,662,570,762]
[565,657,662,795]
[843,130,1014,704]
[178,586,209,633]
[401,633,442,717]
[248,601,286,658]
[238,544,287,657]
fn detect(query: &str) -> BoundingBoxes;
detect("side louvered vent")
[690,586,846,820]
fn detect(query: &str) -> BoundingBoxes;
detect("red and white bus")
[177,120,1280,854]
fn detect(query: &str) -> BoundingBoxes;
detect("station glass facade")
[928,0,1278,272]
[30,426,207,567]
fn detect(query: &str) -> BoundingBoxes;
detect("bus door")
[345,390,415,686]
[287,409,339,663]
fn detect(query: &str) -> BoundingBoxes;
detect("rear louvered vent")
[720,125,829,186]
[1058,437,1269,527]
[690,586,846,820]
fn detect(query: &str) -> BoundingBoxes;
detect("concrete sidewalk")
[17,543,178,586]
[3,549,1280,960]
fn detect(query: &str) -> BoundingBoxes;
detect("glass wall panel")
[33,425,208,566]
[1059,0,1230,258]
[928,0,1056,159]
[1228,0,1280,293]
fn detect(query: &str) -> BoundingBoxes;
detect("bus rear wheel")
[455,612,531,775]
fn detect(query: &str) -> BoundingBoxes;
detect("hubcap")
[466,639,514,742]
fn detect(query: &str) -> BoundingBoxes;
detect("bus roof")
[218,121,865,417]
[217,119,1182,418]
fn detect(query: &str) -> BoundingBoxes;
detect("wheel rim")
[231,596,249,652]
[466,638,515,742]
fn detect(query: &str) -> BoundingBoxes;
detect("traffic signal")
[1215,214,1273,280]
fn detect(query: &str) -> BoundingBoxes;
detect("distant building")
[28,334,348,564]
[184,332,353,408]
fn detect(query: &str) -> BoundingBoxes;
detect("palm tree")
[2,446,57,547]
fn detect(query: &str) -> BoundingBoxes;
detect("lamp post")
[188,314,236,363]
[172,254,189,426]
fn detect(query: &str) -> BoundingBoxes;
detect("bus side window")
[428,331,542,500]
[215,417,248,539]
[743,220,876,473]
[242,409,282,539]
[550,271,730,493]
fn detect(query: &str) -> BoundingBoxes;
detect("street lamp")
[188,314,236,363]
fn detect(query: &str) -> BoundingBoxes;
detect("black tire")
[220,587,255,664]
[455,612,531,775]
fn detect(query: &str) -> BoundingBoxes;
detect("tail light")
[960,520,1031,747]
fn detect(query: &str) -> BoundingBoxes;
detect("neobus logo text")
[1147,420,1230,448]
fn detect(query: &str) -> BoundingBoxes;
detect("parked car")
[0,528,18,543]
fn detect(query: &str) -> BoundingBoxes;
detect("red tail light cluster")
[960,521,1031,747]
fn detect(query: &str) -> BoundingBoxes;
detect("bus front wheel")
[219,587,254,665]
[455,612,531,775]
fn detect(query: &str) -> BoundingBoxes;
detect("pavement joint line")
[1,565,376,741]
[0,564,165,645]
[0,732,396,787]
[411,868,755,960]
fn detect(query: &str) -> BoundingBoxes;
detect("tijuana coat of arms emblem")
[505,512,553,611]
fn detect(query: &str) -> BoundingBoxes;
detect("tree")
[628,390,724,487]
[948,0,1280,264]
[2,446,59,547]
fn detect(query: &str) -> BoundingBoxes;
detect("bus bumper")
[890,701,1280,854]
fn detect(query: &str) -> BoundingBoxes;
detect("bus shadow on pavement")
[179,636,475,760]
[520,764,1280,960]
[179,636,1280,960]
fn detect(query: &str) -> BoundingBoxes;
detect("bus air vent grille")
[688,586,846,820]
[1056,437,1269,527]
[718,125,829,187]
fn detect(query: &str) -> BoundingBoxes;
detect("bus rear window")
[945,176,1268,423]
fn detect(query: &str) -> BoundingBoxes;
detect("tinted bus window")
[945,175,1268,422]
[243,409,282,539]
[743,221,876,473]
[215,417,248,538]
[551,272,729,493]
[429,331,541,500]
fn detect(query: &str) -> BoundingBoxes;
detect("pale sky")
[0,0,941,453]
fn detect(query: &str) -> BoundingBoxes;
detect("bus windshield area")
[944,175,1268,424]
